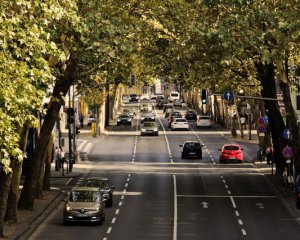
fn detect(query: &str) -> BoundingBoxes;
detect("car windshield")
[143,113,153,117]
[70,191,100,202]
[172,112,181,116]
[123,109,130,113]
[119,114,130,118]
[84,180,110,190]
[224,146,239,150]
[143,122,156,127]
[171,93,178,97]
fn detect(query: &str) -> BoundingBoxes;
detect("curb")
[13,190,66,240]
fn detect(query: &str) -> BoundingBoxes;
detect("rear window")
[224,146,239,150]
[171,93,179,97]
[143,122,156,127]
[176,119,187,122]
[185,142,201,149]
[199,116,210,120]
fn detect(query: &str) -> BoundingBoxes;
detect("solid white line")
[235,211,240,216]
[155,108,173,163]
[230,196,237,208]
[119,202,123,206]
[111,217,116,224]
[65,178,72,186]
[241,229,247,235]
[107,227,112,234]
[115,209,120,215]
[173,175,178,240]
[83,143,93,153]
[238,219,243,225]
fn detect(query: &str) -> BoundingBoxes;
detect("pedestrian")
[58,146,65,169]
[266,146,273,165]
[79,112,84,128]
[54,146,60,171]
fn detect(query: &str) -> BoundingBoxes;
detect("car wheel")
[181,153,185,159]
[63,219,70,226]
[155,133,159,136]
[219,159,224,163]
[296,198,300,209]
[198,155,202,159]
[117,123,119,126]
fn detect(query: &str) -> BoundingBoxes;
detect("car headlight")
[151,117,154,120]
[153,128,158,131]
[141,129,146,132]
[117,119,120,122]
[92,207,100,211]
[128,118,132,121]
[141,117,145,120]
[65,205,72,211]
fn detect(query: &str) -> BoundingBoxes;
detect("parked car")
[140,121,159,136]
[141,111,155,123]
[63,187,106,225]
[171,118,189,131]
[122,108,134,118]
[129,94,139,102]
[219,144,244,163]
[80,177,115,207]
[168,111,182,127]
[295,175,300,209]
[117,114,132,126]
[180,141,203,159]
[196,115,213,128]
[87,114,96,126]
[184,110,197,121]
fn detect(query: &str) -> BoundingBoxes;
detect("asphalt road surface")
[29,102,300,240]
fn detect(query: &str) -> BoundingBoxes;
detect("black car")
[157,99,168,109]
[295,175,300,209]
[180,141,203,159]
[184,110,197,121]
[81,177,115,207]
[117,114,132,126]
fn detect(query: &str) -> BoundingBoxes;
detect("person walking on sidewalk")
[58,146,65,170]
[79,112,84,128]
[54,146,60,171]
[266,146,273,165]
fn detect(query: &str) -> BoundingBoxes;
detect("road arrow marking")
[201,202,209,208]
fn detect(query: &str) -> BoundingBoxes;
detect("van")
[168,91,180,102]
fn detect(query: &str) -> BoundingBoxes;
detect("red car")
[219,144,243,163]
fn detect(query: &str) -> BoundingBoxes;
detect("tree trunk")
[277,59,300,176]
[0,167,13,237]
[5,127,29,224]
[43,134,54,191]
[18,59,76,210]
[256,60,286,175]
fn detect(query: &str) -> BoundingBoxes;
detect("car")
[81,177,115,207]
[219,144,244,163]
[165,108,174,118]
[163,103,174,113]
[63,187,106,225]
[140,103,152,112]
[168,91,180,102]
[140,121,159,136]
[122,95,130,103]
[196,115,213,128]
[141,111,155,123]
[122,108,134,118]
[171,118,189,130]
[180,141,203,159]
[140,94,150,101]
[184,110,197,121]
[117,114,132,126]
[295,175,300,209]
[87,114,96,126]
[157,99,168,109]
[173,99,185,107]
[168,111,182,127]
[129,94,139,102]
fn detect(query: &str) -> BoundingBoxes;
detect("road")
[29,102,300,240]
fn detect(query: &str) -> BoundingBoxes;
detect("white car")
[196,115,212,128]
[171,118,189,131]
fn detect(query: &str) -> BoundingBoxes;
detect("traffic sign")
[223,90,234,101]
[263,115,268,123]
[283,129,291,140]
[257,117,264,125]
[282,146,293,158]
[257,125,266,133]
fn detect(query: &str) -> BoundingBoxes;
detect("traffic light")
[130,74,136,86]
[67,107,75,124]
[201,89,207,104]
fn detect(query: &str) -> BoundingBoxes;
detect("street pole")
[68,88,72,174]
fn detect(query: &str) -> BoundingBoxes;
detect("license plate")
[77,214,88,217]
[229,157,236,160]
[189,152,196,155]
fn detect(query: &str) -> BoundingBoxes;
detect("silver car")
[63,187,106,225]
[140,121,159,136]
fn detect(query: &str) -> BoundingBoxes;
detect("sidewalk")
[2,168,82,240]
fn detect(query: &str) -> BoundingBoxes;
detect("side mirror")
[201,144,204,147]
[179,144,183,147]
